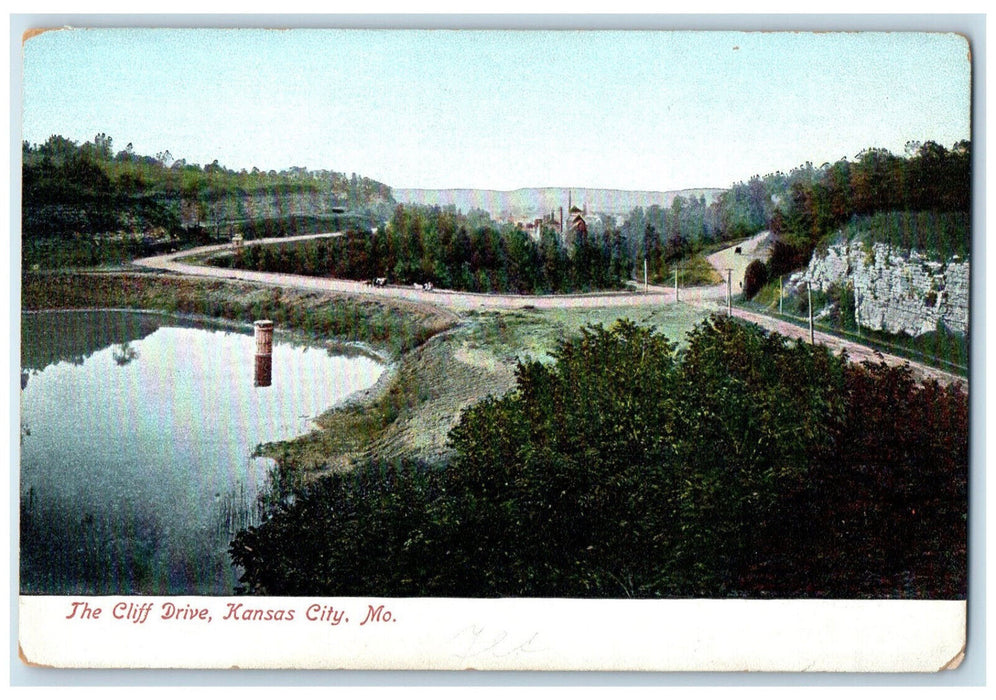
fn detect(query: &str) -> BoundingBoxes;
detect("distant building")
[567,191,588,242]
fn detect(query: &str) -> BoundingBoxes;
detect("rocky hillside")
[21,134,395,241]
[790,241,969,336]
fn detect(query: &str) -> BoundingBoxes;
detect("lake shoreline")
[20,272,446,484]
[20,309,387,595]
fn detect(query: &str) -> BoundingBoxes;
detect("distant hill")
[391,187,726,220]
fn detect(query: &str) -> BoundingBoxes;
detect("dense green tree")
[225,203,629,294]
[742,259,768,299]
[22,133,395,268]
[618,142,970,279]
[664,317,848,594]
[230,317,967,599]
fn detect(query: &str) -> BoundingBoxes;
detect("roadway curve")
[133,232,967,389]
[133,233,680,311]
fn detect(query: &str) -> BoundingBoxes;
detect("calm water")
[20,310,384,595]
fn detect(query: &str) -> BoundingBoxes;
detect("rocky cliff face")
[790,241,969,336]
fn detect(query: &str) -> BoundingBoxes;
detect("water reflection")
[112,342,138,367]
[22,310,170,373]
[254,354,272,387]
[20,310,384,595]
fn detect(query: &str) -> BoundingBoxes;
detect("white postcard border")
[19,596,966,672]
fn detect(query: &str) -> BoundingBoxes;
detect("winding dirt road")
[134,233,681,311]
[133,232,967,389]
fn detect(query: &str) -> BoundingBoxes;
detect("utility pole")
[807,281,815,344]
[644,258,648,294]
[853,276,860,337]
[674,267,679,303]
[727,269,733,317]
[779,275,783,315]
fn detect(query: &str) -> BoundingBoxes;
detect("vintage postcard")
[15,23,972,673]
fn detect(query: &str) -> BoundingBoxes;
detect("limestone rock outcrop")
[788,241,969,336]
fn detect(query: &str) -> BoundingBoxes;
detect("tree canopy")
[21,133,395,267]
[230,317,967,599]
[619,141,971,282]
[222,204,630,294]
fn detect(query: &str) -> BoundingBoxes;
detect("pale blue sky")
[21,28,971,191]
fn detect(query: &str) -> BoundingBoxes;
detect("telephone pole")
[674,267,679,303]
[807,281,815,344]
[779,275,783,315]
[644,258,648,294]
[853,275,860,337]
[726,268,733,317]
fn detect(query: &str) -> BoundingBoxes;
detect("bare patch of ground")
[265,301,717,478]
[365,327,518,464]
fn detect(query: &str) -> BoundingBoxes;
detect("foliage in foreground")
[230,317,968,598]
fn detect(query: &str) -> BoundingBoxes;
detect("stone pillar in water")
[254,320,274,355]
[253,320,274,387]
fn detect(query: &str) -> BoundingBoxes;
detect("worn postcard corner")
[16,25,971,673]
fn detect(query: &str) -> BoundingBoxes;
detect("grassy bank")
[22,271,454,357]
[339,302,717,464]
[22,271,713,485]
[239,300,714,483]
[663,253,724,287]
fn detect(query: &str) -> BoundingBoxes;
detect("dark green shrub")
[742,259,769,299]
[229,316,967,599]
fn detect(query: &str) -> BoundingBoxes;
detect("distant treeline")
[766,144,971,279]
[620,140,972,283]
[772,143,969,276]
[23,134,971,279]
[220,204,631,294]
[224,136,971,294]
[21,133,394,267]
[620,194,725,284]
[231,317,967,598]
